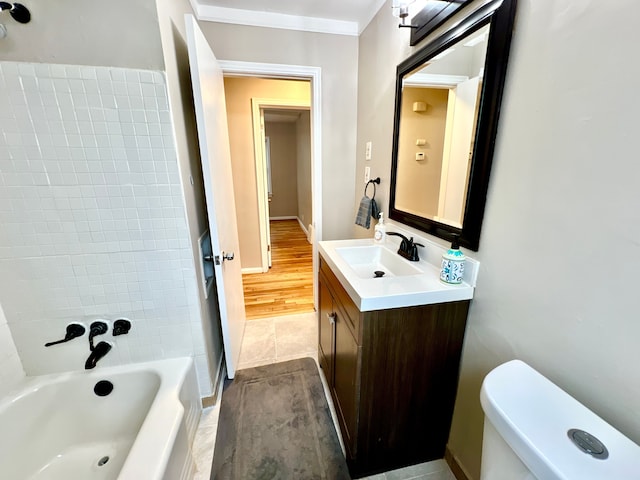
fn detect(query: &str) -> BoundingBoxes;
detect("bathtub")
[0,357,201,480]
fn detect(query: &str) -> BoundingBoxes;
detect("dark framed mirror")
[389,0,517,250]
[410,0,474,47]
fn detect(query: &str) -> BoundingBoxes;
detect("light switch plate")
[365,141,372,160]
[364,166,371,183]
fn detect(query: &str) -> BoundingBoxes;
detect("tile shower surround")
[0,62,211,394]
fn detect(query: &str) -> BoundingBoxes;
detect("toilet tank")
[480,360,640,480]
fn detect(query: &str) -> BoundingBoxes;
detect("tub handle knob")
[88,321,108,351]
[113,319,131,336]
[44,323,86,347]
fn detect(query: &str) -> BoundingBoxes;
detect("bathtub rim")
[0,357,199,480]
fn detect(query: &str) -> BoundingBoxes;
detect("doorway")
[222,76,315,320]
[220,70,319,369]
[219,60,322,313]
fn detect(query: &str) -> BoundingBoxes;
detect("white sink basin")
[319,238,476,311]
[335,245,422,279]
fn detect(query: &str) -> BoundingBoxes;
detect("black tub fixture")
[0,2,31,24]
[94,380,114,397]
[88,321,108,350]
[112,319,131,336]
[85,341,112,369]
[44,323,86,347]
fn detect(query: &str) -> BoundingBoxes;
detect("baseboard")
[445,446,471,480]
[297,218,314,245]
[202,355,226,408]
[241,267,263,274]
[269,215,297,220]
[297,218,308,235]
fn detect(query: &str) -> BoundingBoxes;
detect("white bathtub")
[0,357,201,480]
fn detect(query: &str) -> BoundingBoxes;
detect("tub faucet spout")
[85,341,112,369]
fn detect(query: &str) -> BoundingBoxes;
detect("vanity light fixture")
[392,0,419,29]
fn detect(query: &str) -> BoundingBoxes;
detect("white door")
[185,14,246,378]
[261,114,272,268]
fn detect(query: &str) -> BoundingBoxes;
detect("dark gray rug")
[210,357,350,480]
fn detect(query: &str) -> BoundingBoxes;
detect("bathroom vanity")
[318,238,475,477]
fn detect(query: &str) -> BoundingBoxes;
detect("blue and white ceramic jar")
[440,237,465,284]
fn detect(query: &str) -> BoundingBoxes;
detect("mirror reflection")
[395,25,489,229]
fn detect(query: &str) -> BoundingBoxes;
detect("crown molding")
[191,2,360,36]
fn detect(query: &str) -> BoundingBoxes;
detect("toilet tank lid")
[480,360,640,480]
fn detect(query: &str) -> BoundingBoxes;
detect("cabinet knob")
[327,312,336,325]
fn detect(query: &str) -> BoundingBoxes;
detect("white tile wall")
[0,301,25,397]
[0,62,210,395]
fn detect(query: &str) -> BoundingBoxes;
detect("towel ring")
[364,177,381,197]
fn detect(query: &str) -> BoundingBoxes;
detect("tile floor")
[191,312,456,480]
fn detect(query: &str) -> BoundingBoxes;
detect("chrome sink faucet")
[387,232,424,262]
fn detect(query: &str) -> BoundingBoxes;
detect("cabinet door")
[318,277,335,384]
[333,307,359,456]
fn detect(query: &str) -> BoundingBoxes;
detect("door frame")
[219,61,322,310]
[251,98,311,273]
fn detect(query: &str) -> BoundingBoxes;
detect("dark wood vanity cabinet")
[318,257,470,478]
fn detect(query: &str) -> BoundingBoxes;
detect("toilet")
[479,360,640,479]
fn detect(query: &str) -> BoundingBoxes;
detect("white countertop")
[319,238,475,311]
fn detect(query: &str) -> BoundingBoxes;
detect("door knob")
[211,251,235,265]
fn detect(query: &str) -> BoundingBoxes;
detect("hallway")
[242,219,314,319]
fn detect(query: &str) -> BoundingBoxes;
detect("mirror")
[389,0,517,250]
[409,0,474,46]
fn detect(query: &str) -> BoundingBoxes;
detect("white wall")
[266,121,299,218]
[357,1,640,478]
[296,111,313,229]
[0,62,210,394]
[0,301,24,397]
[354,4,411,231]
[0,0,164,70]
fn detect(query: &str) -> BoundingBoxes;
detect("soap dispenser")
[374,212,386,244]
[440,235,465,284]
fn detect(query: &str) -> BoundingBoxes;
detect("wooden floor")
[242,219,314,320]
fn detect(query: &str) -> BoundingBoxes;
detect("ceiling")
[191,0,390,35]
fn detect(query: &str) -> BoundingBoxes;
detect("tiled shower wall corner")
[0,301,24,397]
[0,62,211,395]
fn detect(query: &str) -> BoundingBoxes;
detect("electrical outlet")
[364,166,371,183]
[365,141,372,160]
